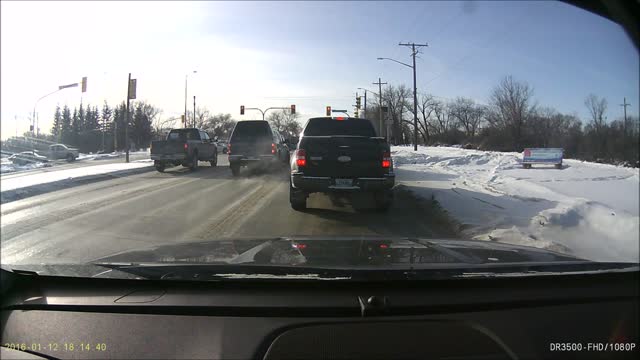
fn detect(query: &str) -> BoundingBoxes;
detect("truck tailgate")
[300,136,385,178]
[151,140,186,155]
[230,137,273,157]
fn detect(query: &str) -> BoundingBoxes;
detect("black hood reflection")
[96,237,581,267]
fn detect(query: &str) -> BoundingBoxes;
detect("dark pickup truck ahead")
[150,128,218,172]
[289,116,395,211]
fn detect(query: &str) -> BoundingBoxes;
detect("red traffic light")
[326,106,331,116]
[240,105,245,115]
[290,104,296,114]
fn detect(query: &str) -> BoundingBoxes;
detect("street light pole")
[184,70,196,128]
[32,82,79,140]
[380,41,427,151]
[193,95,196,127]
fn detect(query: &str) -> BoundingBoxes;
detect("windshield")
[303,118,377,137]
[1,1,638,281]
[231,121,272,140]
[168,129,199,141]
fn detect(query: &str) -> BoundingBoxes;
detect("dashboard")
[1,268,638,359]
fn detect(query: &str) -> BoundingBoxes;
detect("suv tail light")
[272,143,276,154]
[296,149,306,167]
[382,151,391,168]
[227,143,231,155]
[184,143,188,151]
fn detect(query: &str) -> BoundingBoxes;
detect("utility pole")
[193,96,196,127]
[363,91,367,119]
[399,42,428,151]
[373,78,387,138]
[125,73,131,163]
[620,97,631,162]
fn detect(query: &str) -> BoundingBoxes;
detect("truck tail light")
[296,149,306,167]
[272,143,276,154]
[227,143,231,155]
[184,143,188,151]
[382,151,391,168]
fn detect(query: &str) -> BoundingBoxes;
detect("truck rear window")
[168,129,199,141]
[231,121,271,139]
[303,118,377,137]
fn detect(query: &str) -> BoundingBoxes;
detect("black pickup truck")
[289,116,395,211]
[150,128,218,172]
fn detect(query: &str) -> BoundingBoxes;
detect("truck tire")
[189,151,199,171]
[155,162,165,173]
[555,163,562,169]
[373,190,393,212]
[66,154,75,162]
[230,163,241,177]
[289,184,307,211]
[210,151,218,167]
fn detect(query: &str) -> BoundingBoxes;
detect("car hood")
[94,236,583,266]
[6,237,638,281]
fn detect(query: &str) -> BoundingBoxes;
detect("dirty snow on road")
[392,145,639,262]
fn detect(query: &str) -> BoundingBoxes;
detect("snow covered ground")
[392,145,639,263]
[0,158,50,174]
[0,160,153,193]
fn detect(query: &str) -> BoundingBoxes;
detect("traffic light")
[326,106,331,116]
[356,96,361,108]
[290,104,296,114]
[81,77,88,93]
[240,105,245,115]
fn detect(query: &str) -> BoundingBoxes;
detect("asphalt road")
[1,155,458,265]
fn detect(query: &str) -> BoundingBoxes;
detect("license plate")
[335,178,353,187]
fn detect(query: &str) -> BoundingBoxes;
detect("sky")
[1,1,638,139]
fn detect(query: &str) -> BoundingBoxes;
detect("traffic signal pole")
[125,72,131,163]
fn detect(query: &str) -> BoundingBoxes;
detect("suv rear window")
[303,118,377,137]
[168,129,199,141]
[231,121,272,140]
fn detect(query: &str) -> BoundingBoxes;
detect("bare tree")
[584,94,608,132]
[488,75,535,150]
[267,109,301,139]
[205,113,236,138]
[449,97,485,140]
[404,93,438,144]
[381,85,411,144]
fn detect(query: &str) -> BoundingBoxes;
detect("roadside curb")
[0,165,155,204]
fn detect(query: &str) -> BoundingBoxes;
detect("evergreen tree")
[51,105,62,138]
[71,108,81,145]
[61,105,72,144]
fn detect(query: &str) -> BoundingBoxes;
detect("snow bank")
[0,159,51,174]
[0,162,153,192]
[392,146,639,262]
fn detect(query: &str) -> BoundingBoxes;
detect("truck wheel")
[155,162,165,173]
[230,163,241,177]
[555,163,562,169]
[373,191,393,212]
[210,151,218,167]
[189,152,199,171]
[289,184,307,211]
[66,154,75,162]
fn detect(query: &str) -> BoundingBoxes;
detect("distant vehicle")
[522,148,564,169]
[150,128,218,172]
[227,120,289,176]
[49,144,79,162]
[8,151,50,166]
[290,116,395,211]
[215,140,228,154]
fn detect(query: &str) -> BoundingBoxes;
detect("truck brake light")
[272,143,276,154]
[227,143,231,155]
[184,143,188,151]
[382,151,391,168]
[296,149,306,167]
